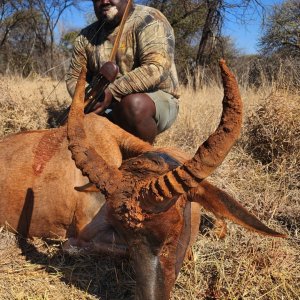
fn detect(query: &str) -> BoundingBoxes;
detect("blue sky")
[222,0,283,54]
[62,0,284,55]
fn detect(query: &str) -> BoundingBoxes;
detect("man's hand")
[92,88,114,115]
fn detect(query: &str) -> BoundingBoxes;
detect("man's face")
[93,0,128,24]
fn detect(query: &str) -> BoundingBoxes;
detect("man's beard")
[104,6,118,21]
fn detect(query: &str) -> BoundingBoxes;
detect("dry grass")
[0,73,299,299]
[0,75,70,136]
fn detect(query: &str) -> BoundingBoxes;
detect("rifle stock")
[57,62,119,126]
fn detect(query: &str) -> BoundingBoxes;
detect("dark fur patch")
[144,151,181,170]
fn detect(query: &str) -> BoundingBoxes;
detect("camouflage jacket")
[66,4,179,100]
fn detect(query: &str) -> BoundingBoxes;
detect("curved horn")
[67,67,122,196]
[141,60,243,206]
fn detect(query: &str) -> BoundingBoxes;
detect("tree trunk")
[195,0,221,67]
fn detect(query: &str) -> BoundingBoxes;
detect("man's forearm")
[109,63,169,100]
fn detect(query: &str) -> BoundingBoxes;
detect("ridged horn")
[67,66,122,196]
[141,60,243,205]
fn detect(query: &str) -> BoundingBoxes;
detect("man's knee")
[111,93,158,143]
[119,93,156,123]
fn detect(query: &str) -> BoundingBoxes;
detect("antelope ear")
[186,181,286,238]
[74,183,100,193]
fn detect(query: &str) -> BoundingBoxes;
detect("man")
[66,0,179,144]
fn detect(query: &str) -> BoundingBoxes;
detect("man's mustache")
[100,4,115,9]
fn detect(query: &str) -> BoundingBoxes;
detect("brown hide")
[0,114,151,238]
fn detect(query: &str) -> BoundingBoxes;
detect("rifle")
[56,0,132,126]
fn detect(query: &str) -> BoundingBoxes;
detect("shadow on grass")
[13,188,135,299]
[16,236,135,300]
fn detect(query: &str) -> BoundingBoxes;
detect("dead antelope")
[0,60,284,300]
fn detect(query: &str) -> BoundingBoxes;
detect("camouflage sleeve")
[109,19,175,100]
[65,34,87,98]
